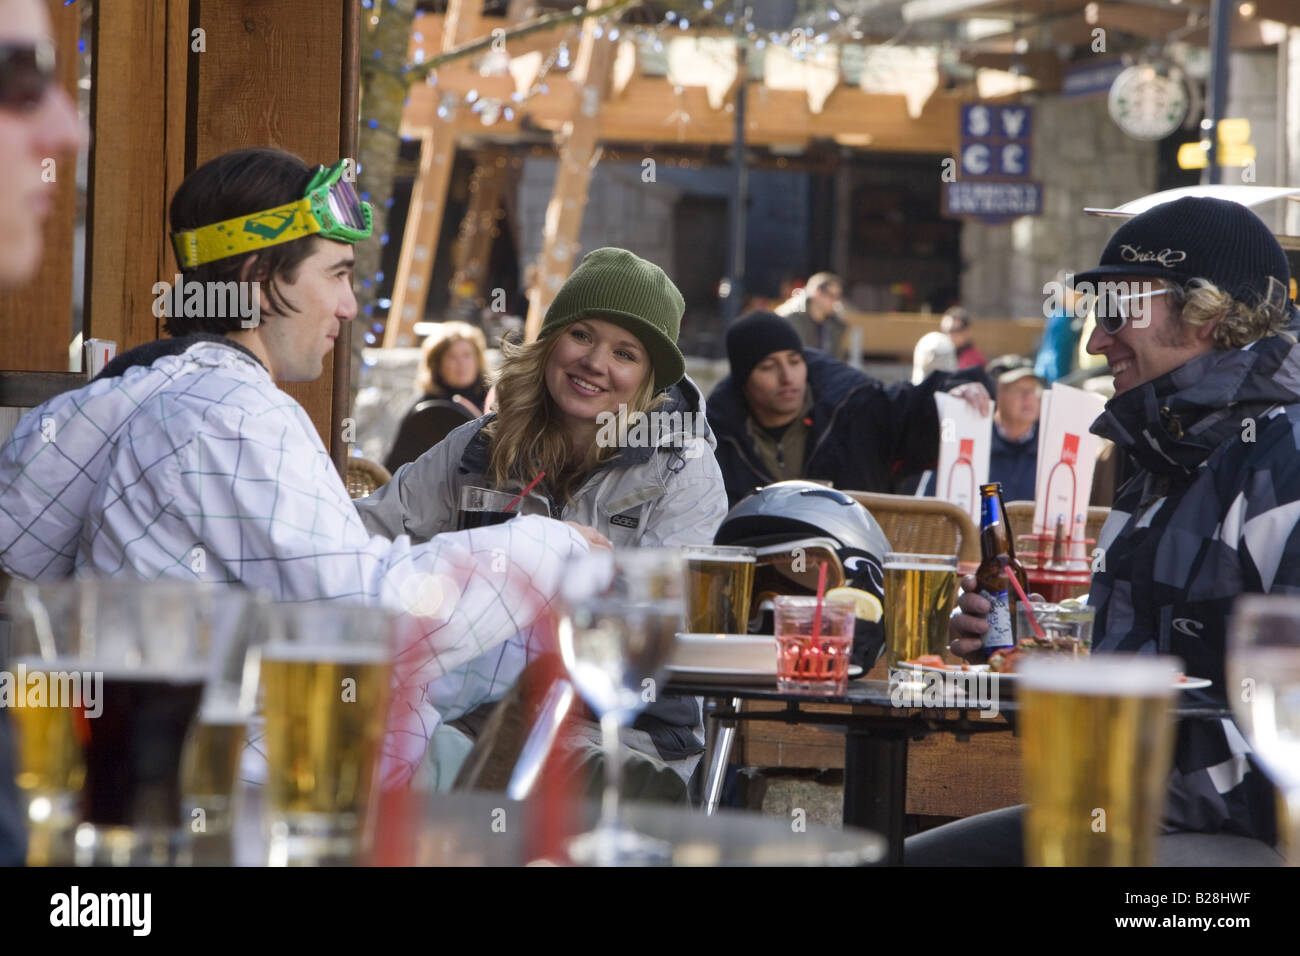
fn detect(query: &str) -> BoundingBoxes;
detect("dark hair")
[165,147,319,335]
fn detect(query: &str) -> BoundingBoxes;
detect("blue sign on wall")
[949,103,1040,223]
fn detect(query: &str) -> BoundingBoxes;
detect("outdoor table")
[221,787,885,867]
[666,676,1232,866]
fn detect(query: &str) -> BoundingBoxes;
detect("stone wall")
[958,95,1158,320]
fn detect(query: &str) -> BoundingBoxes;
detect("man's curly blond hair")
[1173,275,1293,348]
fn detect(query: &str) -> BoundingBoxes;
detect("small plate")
[666,663,864,685]
[897,659,1211,690]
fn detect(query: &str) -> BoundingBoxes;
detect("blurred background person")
[0,0,87,867]
[775,271,849,360]
[384,321,491,471]
[986,355,1042,502]
[1034,270,1082,385]
[417,320,490,416]
[941,306,986,370]
[911,329,957,385]
[709,310,989,506]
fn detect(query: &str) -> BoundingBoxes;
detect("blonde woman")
[357,247,728,797]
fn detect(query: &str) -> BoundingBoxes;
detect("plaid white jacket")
[0,338,589,784]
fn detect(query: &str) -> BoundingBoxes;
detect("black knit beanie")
[726,310,805,385]
[1074,196,1291,307]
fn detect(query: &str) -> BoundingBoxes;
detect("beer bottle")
[977,482,1029,652]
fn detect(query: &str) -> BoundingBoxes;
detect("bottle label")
[980,588,1014,650]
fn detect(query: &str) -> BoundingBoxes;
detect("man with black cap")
[922,196,1299,866]
[708,310,989,506]
[986,354,1042,502]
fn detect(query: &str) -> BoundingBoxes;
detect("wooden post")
[449,150,509,309]
[383,0,483,347]
[523,0,617,341]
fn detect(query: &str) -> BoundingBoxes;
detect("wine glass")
[1226,595,1300,863]
[555,548,685,865]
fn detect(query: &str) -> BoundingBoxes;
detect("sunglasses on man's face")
[1083,285,1177,335]
[0,40,57,112]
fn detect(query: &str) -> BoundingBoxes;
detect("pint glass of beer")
[181,588,266,850]
[1020,655,1180,866]
[9,578,211,866]
[882,553,957,670]
[257,602,394,865]
[683,545,757,634]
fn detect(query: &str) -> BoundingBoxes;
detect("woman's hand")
[564,522,612,551]
[947,381,992,417]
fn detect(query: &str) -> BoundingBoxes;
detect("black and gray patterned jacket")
[1089,333,1300,843]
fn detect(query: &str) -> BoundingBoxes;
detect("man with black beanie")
[707,310,989,506]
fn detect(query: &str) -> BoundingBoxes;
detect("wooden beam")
[385,0,484,347]
[0,0,80,372]
[403,79,961,153]
[449,150,509,307]
[191,0,350,451]
[84,0,175,364]
[963,51,1064,92]
[523,0,618,341]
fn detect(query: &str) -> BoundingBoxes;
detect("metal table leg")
[843,727,908,865]
[700,696,741,815]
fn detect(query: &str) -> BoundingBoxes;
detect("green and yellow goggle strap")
[170,160,373,269]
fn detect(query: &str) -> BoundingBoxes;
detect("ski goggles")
[171,159,372,269]
[1079,283,1177,335]
[0,39,57,112]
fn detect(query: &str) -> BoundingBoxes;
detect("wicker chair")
[345,457,392,499]
[1004,501,1111,552]
[844,491,979,565]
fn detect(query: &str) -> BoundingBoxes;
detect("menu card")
[1033,383,1107,550]
[933,391,992,526]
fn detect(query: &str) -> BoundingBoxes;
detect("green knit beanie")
[540,247,686,390]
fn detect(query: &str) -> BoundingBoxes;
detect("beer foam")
[261,643,389,664]
[1018,655,1180,695]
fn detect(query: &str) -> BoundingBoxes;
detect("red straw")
[1001,557,1046,640]
[811,560,829,639]
[504,471,546,513]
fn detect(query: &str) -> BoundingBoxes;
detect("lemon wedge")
[825,587,883,623]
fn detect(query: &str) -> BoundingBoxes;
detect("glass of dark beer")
[9,578,213,866]
[456,485,546,530]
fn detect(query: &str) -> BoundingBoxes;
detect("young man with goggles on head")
[0,147,603,787]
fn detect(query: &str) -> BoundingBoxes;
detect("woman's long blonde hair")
[484,327,665,504]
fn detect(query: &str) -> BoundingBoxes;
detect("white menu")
[933,391,993,526]
[1033,384,1107,547]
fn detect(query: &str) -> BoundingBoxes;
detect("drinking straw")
[1000,556,1046,641]
[811,560,829,640]
[505,471,546,513]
